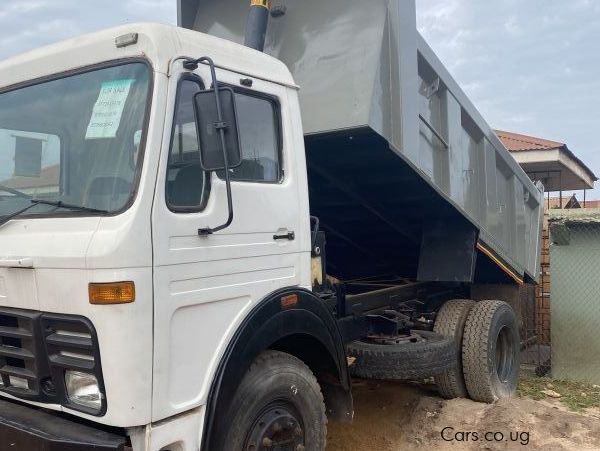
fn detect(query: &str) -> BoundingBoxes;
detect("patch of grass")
[518,375,600,412]
[517,376,549,401]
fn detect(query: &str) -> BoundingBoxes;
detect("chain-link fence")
[511,208,600,385]
[545,211,600,384]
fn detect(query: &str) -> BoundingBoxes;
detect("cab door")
[150,60,310,419]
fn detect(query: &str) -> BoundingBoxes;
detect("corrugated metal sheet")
[549,208,600,225]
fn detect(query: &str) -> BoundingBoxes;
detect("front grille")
[0,310,44,399]
[0,308,104,414]
[44,318,96,371]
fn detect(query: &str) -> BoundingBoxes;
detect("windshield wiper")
[0,202,40,227]
[0,184,31,199]
[0,199,108,228]
[29,199,109,214]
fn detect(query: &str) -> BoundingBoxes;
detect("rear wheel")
[462,300,520,403]
[433,299,475,399]
[220,350,327,451]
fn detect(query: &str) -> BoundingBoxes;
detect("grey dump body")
[178,0,543,283]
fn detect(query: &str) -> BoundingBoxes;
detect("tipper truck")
[0,0,543,449]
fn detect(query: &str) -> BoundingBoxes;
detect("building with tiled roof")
[496,130,596,192]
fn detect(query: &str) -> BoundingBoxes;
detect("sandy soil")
[327,380,600,450]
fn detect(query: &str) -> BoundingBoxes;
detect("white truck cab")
[0,2,542,450]
[0,23,316,449]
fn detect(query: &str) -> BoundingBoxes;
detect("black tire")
[462,300,520,403]
[220,350,327,451]
[433,299,476,399]
[347,330,456,380]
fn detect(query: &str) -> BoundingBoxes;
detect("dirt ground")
[327,379,600,450]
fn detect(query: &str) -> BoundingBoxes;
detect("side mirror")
[186,56,240,236]
[193,87,242,171]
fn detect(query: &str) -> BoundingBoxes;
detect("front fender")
[201,287,351,450]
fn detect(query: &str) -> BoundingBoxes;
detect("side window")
[166,78,209,211]
[219,92,281,183]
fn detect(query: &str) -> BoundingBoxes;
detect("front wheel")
[220,350,327,451]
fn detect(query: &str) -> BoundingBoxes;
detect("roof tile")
[495,130,564,152]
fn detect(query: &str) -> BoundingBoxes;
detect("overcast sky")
[418,0,600,198]
[1,1,599,196]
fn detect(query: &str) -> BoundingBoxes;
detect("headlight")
[65,370,103,411]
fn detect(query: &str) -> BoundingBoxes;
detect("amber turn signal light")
[89,282,135,305]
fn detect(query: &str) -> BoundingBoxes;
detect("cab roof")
[0,23,296,91]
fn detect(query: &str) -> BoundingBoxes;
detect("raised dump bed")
[179,0,543,284]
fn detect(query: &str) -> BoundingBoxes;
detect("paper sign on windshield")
[85,79,134,139]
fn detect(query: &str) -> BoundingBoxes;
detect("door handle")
[273,231,295,241]
[0,258,33,268]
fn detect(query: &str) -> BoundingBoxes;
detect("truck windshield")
[0,62,150,219]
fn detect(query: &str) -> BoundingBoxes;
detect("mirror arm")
[187,56,235,236]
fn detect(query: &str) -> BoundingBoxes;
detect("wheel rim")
[244,401,305,451]
[364,332,425,346]
[495,326,514,382]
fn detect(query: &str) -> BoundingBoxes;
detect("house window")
[0,130,61,198]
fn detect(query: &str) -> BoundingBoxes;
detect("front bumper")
[0,399,127,451]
